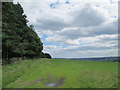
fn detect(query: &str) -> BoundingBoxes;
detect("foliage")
[2,2,43,63]
[42,52,52,58]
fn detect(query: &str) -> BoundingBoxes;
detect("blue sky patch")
[50,3,56,8]
[44,42,69,48]
[65,0,70,4]
[49,0,60,9]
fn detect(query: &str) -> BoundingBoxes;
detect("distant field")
[2,58,118,88]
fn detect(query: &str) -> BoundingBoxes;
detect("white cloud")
[43,44,118,58]
[14,0,119,2]
[13,0,118,58]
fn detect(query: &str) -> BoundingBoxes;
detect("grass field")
[2,58,118,88]
[0,65,2,90]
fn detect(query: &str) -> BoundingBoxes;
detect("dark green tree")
[2,2,43,64]
[42,52,52,59]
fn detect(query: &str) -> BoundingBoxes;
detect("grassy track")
[2,58,118,88]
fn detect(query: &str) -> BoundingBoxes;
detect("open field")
[0,65,2,90]
[2,58,118,88]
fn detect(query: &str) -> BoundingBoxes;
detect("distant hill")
[54,57,120,62]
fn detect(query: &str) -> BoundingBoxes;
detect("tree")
[44,53,52,58]
[42,52,52,59]
[2,2,43,64]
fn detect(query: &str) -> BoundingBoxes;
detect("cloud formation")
[14,0,118,58]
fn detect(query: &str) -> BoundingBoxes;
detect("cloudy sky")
[14,0,118,58]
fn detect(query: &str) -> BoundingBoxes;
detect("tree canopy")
[41,52,52,59]
[2,2,45,63]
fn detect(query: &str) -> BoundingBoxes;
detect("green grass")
[0,65,2,90]
[2,58,118,88]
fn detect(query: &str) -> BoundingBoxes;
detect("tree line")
[2,2,51,64]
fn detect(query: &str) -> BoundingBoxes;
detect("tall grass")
[2,58,118,88]
[0,65,2,89]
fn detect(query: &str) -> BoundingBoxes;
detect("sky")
[13,0,118,58]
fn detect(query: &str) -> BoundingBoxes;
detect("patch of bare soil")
[46,77,66,87]
[20,78,43,87]
[20,76,66,88]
